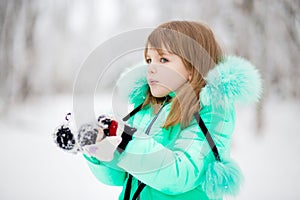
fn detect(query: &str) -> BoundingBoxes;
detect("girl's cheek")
[156,68,187,90]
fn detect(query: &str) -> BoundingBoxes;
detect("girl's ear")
[188,74,192,81]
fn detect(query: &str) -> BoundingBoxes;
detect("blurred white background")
[0,0,299,199]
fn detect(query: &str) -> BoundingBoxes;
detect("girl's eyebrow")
[145,53,170,58]
[145,49,172,57]
[158,50,173,56]
[159,52,171,57]
[161,50,171,55]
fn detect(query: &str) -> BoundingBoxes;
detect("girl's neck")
[153,103,162,114]
[152,95,172,114]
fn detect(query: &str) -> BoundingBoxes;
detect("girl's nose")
[148,64,157,74]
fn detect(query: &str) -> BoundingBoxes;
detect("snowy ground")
[0,94,299,200]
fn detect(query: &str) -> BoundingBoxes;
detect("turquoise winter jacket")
[84,56,262,199]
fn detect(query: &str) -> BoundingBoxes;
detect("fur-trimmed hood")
[114,55,262,199]
[116,56,262,108]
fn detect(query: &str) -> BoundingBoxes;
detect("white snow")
[0,94,299,200]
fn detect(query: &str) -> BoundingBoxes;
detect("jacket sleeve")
[83,151,127,186]
[117,105,234,195]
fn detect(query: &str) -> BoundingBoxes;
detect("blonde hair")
[143,21,223,129]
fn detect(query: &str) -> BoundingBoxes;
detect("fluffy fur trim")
[128,77,148,107]
[115,63,148,107]
[202,159,244,199]
[200,56,262,107]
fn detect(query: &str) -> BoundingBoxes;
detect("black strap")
[123,174,146,200]
[124,174,133,200]
[122,101,221,162]
[122,104,144,200]
[122,96,221,200]
[117,125,137,153]
[122,95,172,122]
[122,96,172,199]
[123,103,143,121]
[193,112,221,162]
[117,103,143,153]
[132,182,146,199]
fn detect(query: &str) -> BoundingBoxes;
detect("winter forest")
[0,0,299,199]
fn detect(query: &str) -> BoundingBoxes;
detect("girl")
[74,21,262,199]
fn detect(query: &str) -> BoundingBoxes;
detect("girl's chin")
[152,94,166,98]
[150,88,170,98]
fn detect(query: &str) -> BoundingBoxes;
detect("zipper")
[136,97,169,199]
[145,99,168,135]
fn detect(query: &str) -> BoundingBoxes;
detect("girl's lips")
[149,79,159,85]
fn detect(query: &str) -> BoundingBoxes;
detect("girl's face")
[146,46,191,98]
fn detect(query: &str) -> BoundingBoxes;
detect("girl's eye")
[160,58,169,63]
[146,58,152,64]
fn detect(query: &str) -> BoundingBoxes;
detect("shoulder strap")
[122,104,143,121]
[123,174,133,200]
[122,99,221,200]
[193,112,221,162]
[132,182,146,199]
[122,104,145,200]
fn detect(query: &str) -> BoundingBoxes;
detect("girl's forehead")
[146,45,172,56]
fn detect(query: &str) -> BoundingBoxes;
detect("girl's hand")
[53,113,121,156]
[83,136,122,161]
[95,127,105,143]
[80,114,122,161]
